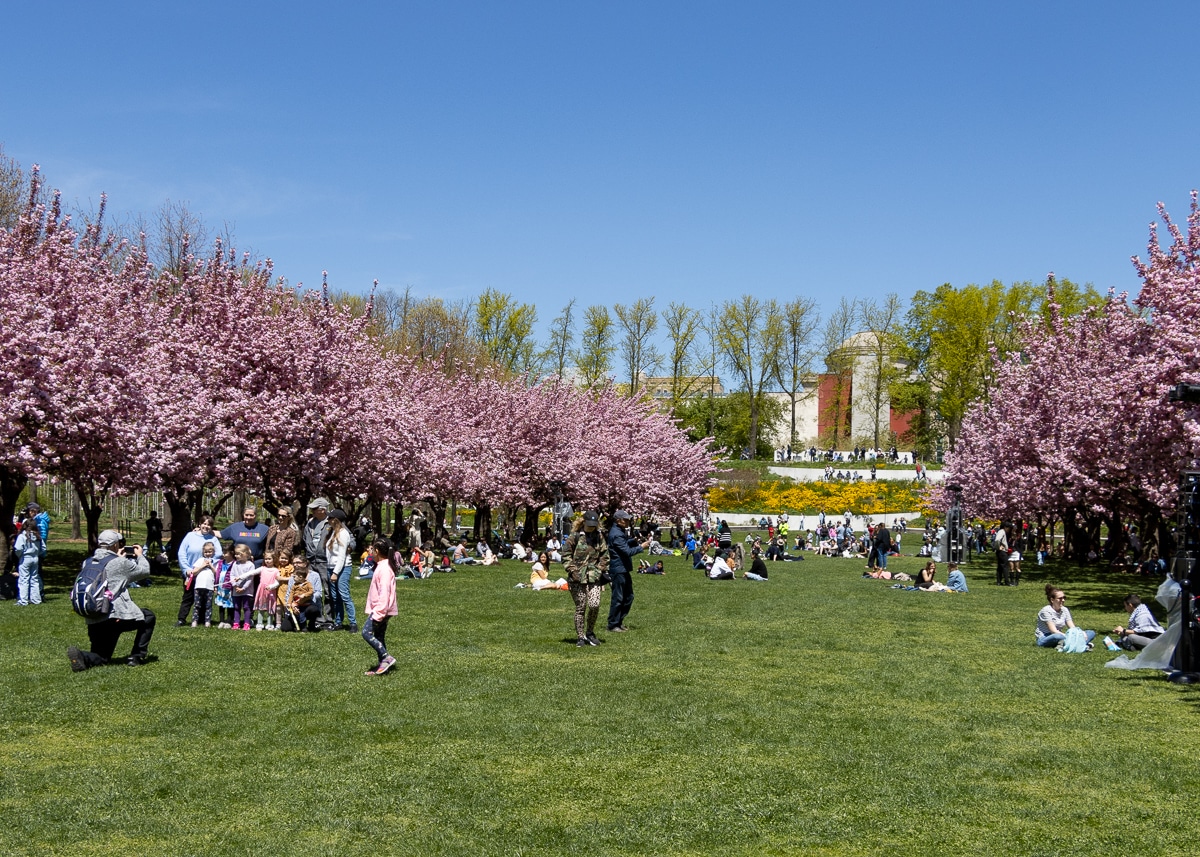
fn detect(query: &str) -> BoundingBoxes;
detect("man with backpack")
[67,529,156,670]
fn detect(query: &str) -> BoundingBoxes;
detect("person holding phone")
[68,530,155,670]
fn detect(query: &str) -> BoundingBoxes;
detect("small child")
[214,545,235,628]
[362,537,398,676]
[357,548,375,579]
[254,550,281,630]
[1009,549,1022,586]
[229,544,258,630]
[191,542,218,627]
[271,551,298,631]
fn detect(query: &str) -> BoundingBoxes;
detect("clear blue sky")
[4,1,1199,332]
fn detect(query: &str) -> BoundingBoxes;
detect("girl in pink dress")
[253,549,281,631]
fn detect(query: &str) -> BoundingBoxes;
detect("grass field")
[1,541,1195,856]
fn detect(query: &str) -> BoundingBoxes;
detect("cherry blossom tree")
[943,195,1200,557]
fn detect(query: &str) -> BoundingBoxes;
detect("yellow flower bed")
[708,479,928,516]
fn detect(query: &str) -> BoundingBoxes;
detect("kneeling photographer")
[68,529,156,671]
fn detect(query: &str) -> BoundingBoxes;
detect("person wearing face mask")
[175,514,223,626]
[563,511,610,647]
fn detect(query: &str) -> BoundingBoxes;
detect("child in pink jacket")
[362,537,398,676]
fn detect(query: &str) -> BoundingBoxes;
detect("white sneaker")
[255,622,264,631]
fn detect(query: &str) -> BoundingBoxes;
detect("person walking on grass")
[565,511,609,647]
[362,538,398,676]
[68,530,155,670]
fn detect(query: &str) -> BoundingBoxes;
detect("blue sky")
[4,1,1199,334]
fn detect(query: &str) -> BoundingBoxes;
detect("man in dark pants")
[995,522,1012,585]
[606,510,649,633]
[68,529,156,670]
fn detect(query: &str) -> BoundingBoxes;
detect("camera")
[1168,384,1200,404]
[123,546,139,559]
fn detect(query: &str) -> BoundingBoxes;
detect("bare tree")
[715,295,785,457]
[858,293,905,448]
[614,297,661,396]
[0,143,28,229]
[820,298,858,447]
[150,199,210,275]
[662,301,706,406]
[575,305,615,386]
[540,298,577,378]
[779,297,821,449]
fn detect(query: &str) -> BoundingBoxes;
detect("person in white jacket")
[325,510,357,632]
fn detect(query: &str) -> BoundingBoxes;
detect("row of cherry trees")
[941,196,1200,556]
[0,171,717,548]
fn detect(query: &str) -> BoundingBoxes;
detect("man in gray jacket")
[68,529,156,670]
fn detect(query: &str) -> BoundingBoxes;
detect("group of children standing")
[183,537,399,676]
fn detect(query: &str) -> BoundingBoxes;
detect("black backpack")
[71,553,120,619]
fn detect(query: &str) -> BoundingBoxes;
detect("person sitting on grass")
[743,550,768,581]
[279,555,320,632]
[707,550,736,580]
[1036,585,1095,649]
[946,563,969,592]
[692,544,710,570]
[1112,593,1165,651]
[915,561,951,592]
[452,539,477,565]
[531,551,568,590]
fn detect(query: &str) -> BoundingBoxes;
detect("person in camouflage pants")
[563,511,610,647]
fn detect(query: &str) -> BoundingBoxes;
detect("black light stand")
[946,483,964,564]
[1168,470,1200,683]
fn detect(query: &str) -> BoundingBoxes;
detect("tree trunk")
[77,485,107,552]
[71,490,82,540]
[521,504,542,545]
[0,468,26,547]
[164,491,194,554]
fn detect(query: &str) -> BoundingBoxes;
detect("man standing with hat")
[68,529,155,670]
[607,509,650,633]
[303,498,332,620]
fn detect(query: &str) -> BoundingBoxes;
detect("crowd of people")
[42,499,1178,671]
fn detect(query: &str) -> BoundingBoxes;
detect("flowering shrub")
[708,479,926,516]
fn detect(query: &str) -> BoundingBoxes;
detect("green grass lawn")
[1,542,1194,856]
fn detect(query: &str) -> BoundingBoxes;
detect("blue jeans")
[744,572,767,581]
[17,556,42,605]
[876,548,888,570]
[1037,630,1096,647]
[608,571,634,629]
[329,571,356,626]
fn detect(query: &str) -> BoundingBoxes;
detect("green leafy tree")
[779,297,820,448]
[675,391,785,459]
[474,288,538,373]
[575,304,615,386]
[614,296,661,396]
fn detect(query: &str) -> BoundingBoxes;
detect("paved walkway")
[766,466,944,483]
[710,512,922,530]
